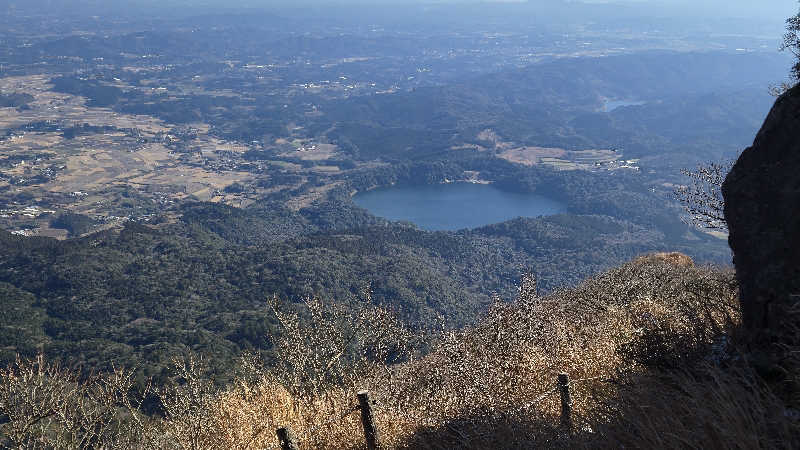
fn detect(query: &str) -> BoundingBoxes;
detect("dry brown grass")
[582,366,800,450]
[2,254,798,448]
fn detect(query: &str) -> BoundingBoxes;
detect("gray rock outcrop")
[723,84,800,357]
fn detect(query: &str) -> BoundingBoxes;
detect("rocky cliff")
[723,84,800,362]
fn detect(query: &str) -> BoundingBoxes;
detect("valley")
[2,1,800,448]
[0,0,789,385]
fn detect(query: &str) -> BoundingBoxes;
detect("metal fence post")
[558,373,572,434]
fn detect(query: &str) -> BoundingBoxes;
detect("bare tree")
[782,7,800,83]
[770,6,800,96]
[674,160,732,233]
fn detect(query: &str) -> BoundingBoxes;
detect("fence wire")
[569,375,615,384]
[259,372,617,449]
[509,385,560,415]
[261,402,361,449]
[299,403,361,441]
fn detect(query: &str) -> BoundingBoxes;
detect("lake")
[353,182,566,231]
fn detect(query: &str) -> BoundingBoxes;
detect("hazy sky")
[647,0,797,18]
[249,0,799,20]
[3,0,797,22]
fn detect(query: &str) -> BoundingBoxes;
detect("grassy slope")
[2,253,798,448]
[189,254,796,449]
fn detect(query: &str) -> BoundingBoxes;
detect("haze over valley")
[0,2,799,447]
[0,0,789,364]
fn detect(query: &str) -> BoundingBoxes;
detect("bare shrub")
[147,256,747,449]
[675,161,732,233]
[153,356,227,449]
[0,355,151,449]
[611,260,739,370]
[141,294,418,449]
[266,293,414,400]
[4,255,794,449]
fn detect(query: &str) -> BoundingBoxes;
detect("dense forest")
[0,161,728,384]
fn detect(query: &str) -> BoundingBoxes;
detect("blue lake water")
[353,182,567,231]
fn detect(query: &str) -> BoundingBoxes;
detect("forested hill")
[320,52,781,163]
[45,51,784,169]
[0,188,727,383]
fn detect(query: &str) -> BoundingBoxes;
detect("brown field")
[498,146,620,170]
[286,181,343,210]
[498,146,568,165]
[476,129,620,170]
[205,136,251,154]
[0,75,171,133]
[280,141,339,161]
[0,74,301,235]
